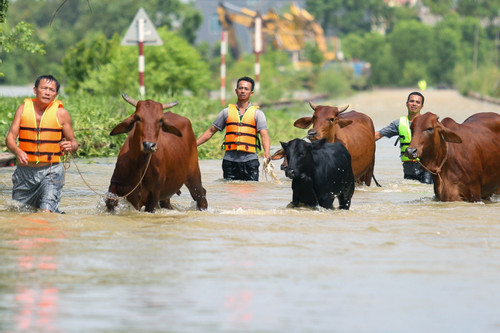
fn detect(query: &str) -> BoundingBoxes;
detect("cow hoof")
[105,194,119,212]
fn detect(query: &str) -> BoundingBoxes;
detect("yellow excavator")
[217,2,337,65]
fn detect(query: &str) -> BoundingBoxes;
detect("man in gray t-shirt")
[197,76,270,181]
[375,91,432,184]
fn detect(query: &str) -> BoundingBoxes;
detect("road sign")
[121,8,163,46]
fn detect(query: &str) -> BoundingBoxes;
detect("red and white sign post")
[122,8,162,99]
[138,18,146,97]
[254,16,262,93]
[220,30,228,106]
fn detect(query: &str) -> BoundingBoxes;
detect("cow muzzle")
[405,147,418,160]
[142,141,157,153]
[285,168,296,179]
[307,129,318,140]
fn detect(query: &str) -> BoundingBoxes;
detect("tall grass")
[0,92,309,160]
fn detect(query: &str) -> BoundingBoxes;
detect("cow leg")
[316,191,334,209]
[337,183,354,210]
[291,179,317,208]
[105,197,118,212]
[366,161,375,186]
[337,193,351,210]
[106,183,142,212]
[469,184,483,202]
[159,198,173,209]
[186,183,208,211]
[105,184,119,212]
[185,170,208,210]
[107,181,143,211]
[360,159,375,186]
[143,192,160,213]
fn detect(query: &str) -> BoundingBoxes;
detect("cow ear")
[271,148,285,160]
[441,127,462,143]
[294,117,313,129]
[280,141,288,150]
[337,119,353,128]
[162,119,182,137]
[110,115,136,136]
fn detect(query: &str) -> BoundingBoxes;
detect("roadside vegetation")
[0,92,308,159]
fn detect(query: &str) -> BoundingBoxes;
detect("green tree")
[424,16,461,84]
[2,0,202,85]
[304,42,324,66]
[0,0,45,78]
[388,21,432,84]
[455,0,500,19]
[62,32,115,94]
[1,0,7,23]
[423,0,500,18]
[305,0,392,35]
[422,0,455,16]
[343,32,398,86]
[75,28,210,97]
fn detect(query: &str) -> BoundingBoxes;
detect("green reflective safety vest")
[398,116,418,162]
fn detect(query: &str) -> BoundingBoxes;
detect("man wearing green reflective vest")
[375,91,433,184]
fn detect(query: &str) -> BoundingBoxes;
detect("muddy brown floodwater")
[1,89,500,332]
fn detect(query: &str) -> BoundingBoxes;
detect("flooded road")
[1,89,500,332]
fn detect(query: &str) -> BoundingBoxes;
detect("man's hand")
[16,150,29,166]
[59,140,74,153]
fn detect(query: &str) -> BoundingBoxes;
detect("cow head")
[293,101,352,142]
[405,112,462,161]
[280,138,325,180]
[110,94,181,153]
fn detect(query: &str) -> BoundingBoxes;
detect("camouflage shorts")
[12,163,65,213]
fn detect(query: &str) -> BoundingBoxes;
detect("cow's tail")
[372,174,382,187]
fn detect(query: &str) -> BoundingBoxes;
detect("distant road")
[0,85,32,97]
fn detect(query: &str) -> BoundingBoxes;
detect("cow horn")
[122,93,138,107]
[162,101,179,110]
[338,104,350,113]
[308,101,317,110]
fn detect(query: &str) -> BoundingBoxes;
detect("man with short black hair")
[6,75,79,212]
[197,76,270,181]
[375,91,432,184]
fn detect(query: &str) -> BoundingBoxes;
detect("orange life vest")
[19,98,63,163]
[223,104,261,153]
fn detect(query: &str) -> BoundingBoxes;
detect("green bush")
[316,67,352,95]
[454,65,500,97]
[70,28,211,97]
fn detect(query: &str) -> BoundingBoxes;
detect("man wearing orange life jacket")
[197,76,270,181]
[6,75,78,213]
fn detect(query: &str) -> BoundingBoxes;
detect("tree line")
[0,0,499,98]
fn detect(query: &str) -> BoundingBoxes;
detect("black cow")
[280,138,355,209]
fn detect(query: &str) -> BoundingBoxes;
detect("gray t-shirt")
[378,118,400,139]
[379,118,403,156]
[213,104,268,162]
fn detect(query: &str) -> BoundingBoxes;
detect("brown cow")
[405,112,500,202]
[106,94,208,212]
[288,102,376,186]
